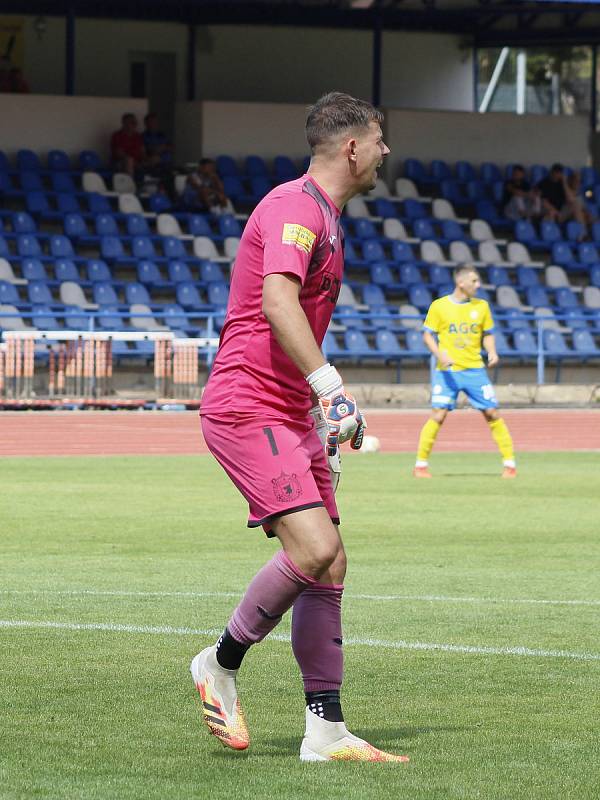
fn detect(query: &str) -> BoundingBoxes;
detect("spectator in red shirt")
[110,113,146,176]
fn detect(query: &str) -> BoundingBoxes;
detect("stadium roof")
[8,1,600,44]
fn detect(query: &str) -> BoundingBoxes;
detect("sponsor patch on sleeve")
[281,223,317,254]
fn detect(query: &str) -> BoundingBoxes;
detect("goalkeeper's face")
[354,122,389,193]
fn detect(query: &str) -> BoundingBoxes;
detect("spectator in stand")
[184,158,234,215]
[110,113,146,176]
[502,164,541,221]
[537,163,588,235]
[565,171,595,235]
[142,112,172,165]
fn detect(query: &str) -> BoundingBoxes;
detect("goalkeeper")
[195,93,407,763]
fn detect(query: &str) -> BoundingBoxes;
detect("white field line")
[1,618,599,662]
[1,589,600,607]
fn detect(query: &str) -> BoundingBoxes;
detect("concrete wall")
[0,94,147,159]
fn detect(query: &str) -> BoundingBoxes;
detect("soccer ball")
[359,434,381,453]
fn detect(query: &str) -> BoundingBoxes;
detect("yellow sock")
[488,418,515,465]
[416,419,441,463]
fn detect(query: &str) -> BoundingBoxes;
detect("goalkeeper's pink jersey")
[200,175,344,420]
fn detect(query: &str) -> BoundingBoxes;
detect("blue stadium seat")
[455,160,476,182]
[408,284,433,310]
[580,167,600,190]
[412,218,435,240]
[88,193,112,215]
[590,265,600,287]
[429,264,452,285]
[0,150,11,173]
[274,156,298,182]
[17,234,43,259]
[125,214,150,237]
[440,180,468,206]
[218,214,242,238]
[216,155,240,178]
[49,234,75,260]
[399,263,422,285]
[32,305,61,329]
[17,149,42,172]
[20,171,44,192]
[555,287,578,309]
[404,158,429,185]
[207,282,229,307]
[222,176,246,203]
[26,192,52,217]
[100,236,126,262]
[516,266,540,288]
[168,260,194,284]
[137,260,170,288]
[405,329,428,356]
[0,236,10,259]
[95,214,119,237]
[476,287,492,303]
[344,329,372,356]
[22,259,48,282]
[493,328,515,356]
[64,213,90,240]
[475,200,505,228]
[578,242,600,266]
[337,305,366,330]
[503,308,531,331]
[188,214,213,238]
[64,305,89,331]
[125,282,151,305]
[403,199,428,221]
[51,173,77,194]
[162,236,189,261]
[27,281,54,305]
[391,241,416,263]
[573,329,600,355]
[323,331,345,359]
[79,150,104,172]
[93,282,119,306]
[201,261,226,283]
[565,220,585,243]
[440,219,467,243]
[176,282,204,310]
[55,260,80,282]
[362,239,386,263]
[540,220,562,245]
[86,259,111,283]
[513,329,538,356]
[480,162,502,184]
[530,164,549,185]
[47,150,71,172]
[164,303,194,334]
[373,198,398,219]
[591,222,600,245]
[551,242,579,270]
[466,180,487,202]
[12,211,37,234]
[97,306,125,331]
[57,193,81,215]
[343,240,365,269]
[526,286,551,307]
[431,159,452,181]
[245,155,269,177]
[375,329,403,357]
[370,262,399,289]
[487,266,511,287]
[563,308,589,330]
[354,218,379,240]
[0,280,21,305]
[148,194,172,214]
[515,220,544,250]
[363,283,387,307]
[249,176,272,201]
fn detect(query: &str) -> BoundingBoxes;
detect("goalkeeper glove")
[309,405,341,492]
[306,363,367,459]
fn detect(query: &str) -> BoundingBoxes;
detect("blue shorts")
[431,368,498,411]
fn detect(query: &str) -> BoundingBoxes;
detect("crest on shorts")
[272,471,303,503]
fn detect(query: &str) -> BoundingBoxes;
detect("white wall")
[385,108,590,175]
[195,25,372,104]
[0,94,147,159]
[382,31,473,111]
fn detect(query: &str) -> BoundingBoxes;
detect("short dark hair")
[513,164,524,173]
[551,162,564,172]
[306,92,384,152]
[144,112,157,124]
[453,265,479,283]
[121,113,136,124]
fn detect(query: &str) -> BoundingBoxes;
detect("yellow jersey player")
[414,265,516,479]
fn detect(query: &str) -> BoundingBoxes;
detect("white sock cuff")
[415,460,429,468]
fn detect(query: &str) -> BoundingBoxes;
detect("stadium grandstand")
[1,1,600,406]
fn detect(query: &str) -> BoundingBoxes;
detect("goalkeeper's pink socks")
[225,550,315,648]
[291,583,344,691]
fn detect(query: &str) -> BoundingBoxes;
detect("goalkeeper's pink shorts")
[201,414,339,536]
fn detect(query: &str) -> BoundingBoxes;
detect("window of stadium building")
[477,46,592,117]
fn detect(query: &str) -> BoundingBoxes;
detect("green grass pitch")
[1,452,599,800]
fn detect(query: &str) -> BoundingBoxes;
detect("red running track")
[0,409,598,457]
